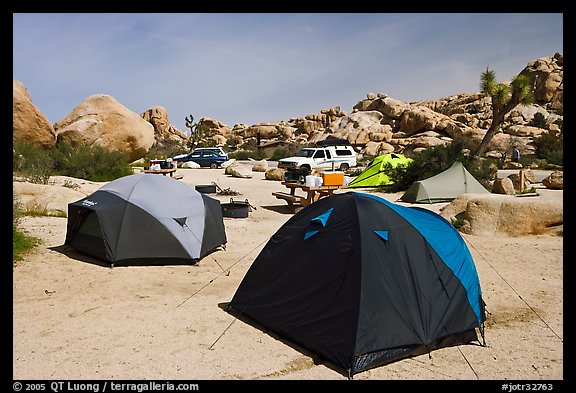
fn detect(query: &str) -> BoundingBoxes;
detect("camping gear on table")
[64,174,227,267]
[347,153,412,188]
[220,198,256,218]
[284,168,311,184]
[400,161,489,203]
[228,192,485,377]
[320,171,345,186]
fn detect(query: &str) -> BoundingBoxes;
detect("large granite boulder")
[54,94,155,162]
[440,192,563,236]
[13,80,56,148]
[542,171,563,189]
[141,106,188,145]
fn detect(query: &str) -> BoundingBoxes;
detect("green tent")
[400,161,489,204]
[348,153,413,188]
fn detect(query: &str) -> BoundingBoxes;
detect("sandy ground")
[13,167,563,382]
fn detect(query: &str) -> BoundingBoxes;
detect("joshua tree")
[185,114,197,135]
[472,67,534,160]
[185,114,211,148]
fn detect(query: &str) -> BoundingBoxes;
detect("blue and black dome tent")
[229,192,485,377]
[64,174,227,267]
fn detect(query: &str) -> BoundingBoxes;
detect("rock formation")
[141,106,188,147]
[54,94,155,162]
[13,80,56,148]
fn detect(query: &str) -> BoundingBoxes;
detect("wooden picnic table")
[272,181,341,207]
[143,167,182,179]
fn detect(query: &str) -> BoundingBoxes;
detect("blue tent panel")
[361,193,483,325]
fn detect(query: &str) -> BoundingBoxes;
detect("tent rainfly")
[228,192,486,377]
[64,174,227,267]
[347,153,413,188]
[400,161,489,204]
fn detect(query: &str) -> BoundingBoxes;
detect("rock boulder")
[54,94,155,162]
[13,80,56,148]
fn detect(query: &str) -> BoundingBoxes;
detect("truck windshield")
[297,149,316,158]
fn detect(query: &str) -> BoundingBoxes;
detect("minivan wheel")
[210,163,218,169]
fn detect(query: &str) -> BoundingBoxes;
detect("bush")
[239,138,259,152]
[465,157,498,191]
[451,218,466,229]
[14,140,136,182]
[529,112,547,128]
[228,150,263,160]
[51,142,134,181]
[384,141,495,192]
[13,193,40,265]
[385,142,468,191]
[533,131,563,167]
[13,139,54,184]
[269,149,292,161]
[144,138,188,162]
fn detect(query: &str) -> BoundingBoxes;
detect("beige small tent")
[400,161,489,203]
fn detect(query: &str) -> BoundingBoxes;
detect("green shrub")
[464,157,498,191]
[384,141,495,192]
[553,118,563,130]
[226,136,239,150]
[451,218,466,229]
[533,130,563,166]
[269,149,292,161]
[51,142,134,181]
[385,142,466,191]
[529,112,547,128]
[13,194,40,265]
[197,138,217,148]
[144,138,187,162]
[228,150,263,160]
[13,139,54,184]
[14,139,136,182]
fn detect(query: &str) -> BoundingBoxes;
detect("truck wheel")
[300,165,311,176]
[339,163,349,171]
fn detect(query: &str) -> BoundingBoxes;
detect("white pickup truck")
[278,145,357,173]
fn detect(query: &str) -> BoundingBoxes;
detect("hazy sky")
[13,13,563,132]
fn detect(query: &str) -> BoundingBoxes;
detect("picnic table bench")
[273,182,341,208]
[272,191,306,207]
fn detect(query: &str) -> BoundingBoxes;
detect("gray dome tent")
[64,174,227,266]
[400,161,489,204]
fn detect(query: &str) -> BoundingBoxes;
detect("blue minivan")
[173,148,228,168]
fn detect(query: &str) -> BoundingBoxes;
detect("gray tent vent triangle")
[400,161,489,204]
[173,217,188,227]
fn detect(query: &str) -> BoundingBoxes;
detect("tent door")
[68,209,108,261]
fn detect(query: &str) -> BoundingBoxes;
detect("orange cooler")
[321,171,345,186]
